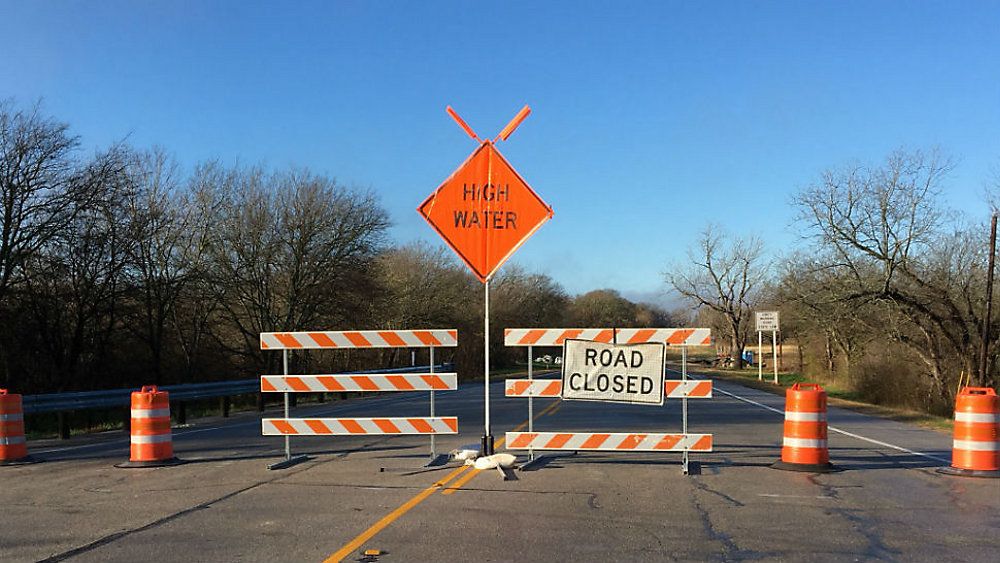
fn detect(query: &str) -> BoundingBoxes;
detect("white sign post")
[755,311,780,384]
[561,339,665,406]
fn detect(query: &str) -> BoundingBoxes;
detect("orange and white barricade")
[938,387,999,478]
[260,329,459,470]
[772,383,835,472]
[503,327,713,475]
[0,389,31,465]
[117,385,182,468]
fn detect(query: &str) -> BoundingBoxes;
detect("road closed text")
[561,339,665,405]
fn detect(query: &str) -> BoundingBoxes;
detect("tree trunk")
[825,333,835,374]
[730,334,743,369]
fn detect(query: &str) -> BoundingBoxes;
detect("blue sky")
[2,1,998,305]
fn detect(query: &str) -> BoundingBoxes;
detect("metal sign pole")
[682,345,689,475]
[283,349,290,461]
[772,330,778,385]
[527,344,534,461]
[430,346,436,459]
[483,279,494,455]
[758,331,763,381]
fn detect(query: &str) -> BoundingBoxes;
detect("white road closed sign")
[561,339,665,406]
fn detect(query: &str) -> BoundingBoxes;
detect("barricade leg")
[938,387,1000,478]
[772,383,837,472]
[116,385,183,468]
[1,389,33,465]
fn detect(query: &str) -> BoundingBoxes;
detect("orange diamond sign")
[418,140,552,283]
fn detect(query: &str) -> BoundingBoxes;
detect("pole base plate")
[116,457,184,469]
[772,460,840,473]
[0,455,38,466]
[936,466,1000,479]
[267,455,311,471]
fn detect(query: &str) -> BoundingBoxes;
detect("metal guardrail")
[21,364,453,414]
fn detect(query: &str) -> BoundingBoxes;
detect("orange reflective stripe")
[306,420,331,434]
[421,375,450,390]
[556,329,583,343]
[543,381,561,396]
[593,329,614,343]
[627,329,656,344]
[309,332,337,347]
[385,376,415,391]
[410,419,433,433]
[317,376,345,391]
[341,420,366,434]
[511,381,531,395]
[510,432,537,448]
[286,377,310,392]
[546,433,574,449]
[373,419,401,433]
[378,331,407,347]
[275,334,302,348]
[521,329,546,345]
[581,434,611,449]
[345,332,372,347]
[443,418,458,432]
[692,436,712,451]
[261,378,277,392]
[271,420,297,435]
[351,376,379,391]
[666,329,695,344]
[618,434,646,449]
[414,331,442,346]
[655,435,681,449]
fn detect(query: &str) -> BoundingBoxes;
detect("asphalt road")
[2,369,998,562]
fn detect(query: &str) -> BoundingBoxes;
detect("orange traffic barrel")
[938,387,999,478]
[116,385,182,468]
[773,383,836,472]
[1,389,31,465]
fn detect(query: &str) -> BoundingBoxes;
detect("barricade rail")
[260,329,460,470]
[503,326,713,475]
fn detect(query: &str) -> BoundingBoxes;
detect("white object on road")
[473,453,516,470]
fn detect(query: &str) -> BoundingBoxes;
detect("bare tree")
[18,153,133,391]
[122,148,203,383]
[793,149,993,405]
[667,225,768,368]
[203,165,390,371]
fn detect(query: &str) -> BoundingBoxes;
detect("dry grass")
[672,362,953,434]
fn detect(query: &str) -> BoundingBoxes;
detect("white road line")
[668,369,951,464]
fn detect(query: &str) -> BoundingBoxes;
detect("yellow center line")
[325,395,563,561]
[324,465,470,562]
[441,399,561,496]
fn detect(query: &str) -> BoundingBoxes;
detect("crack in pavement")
[35,436,393,562]
[825,507,901,561]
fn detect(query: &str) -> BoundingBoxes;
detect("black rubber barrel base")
[772,460,840,473]
[937,466,1000,479]
[0,455,38,466]
[115,457,184,469]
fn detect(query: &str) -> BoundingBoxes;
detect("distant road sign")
[561,339,665,406]
[418,142,552,282]
[756,311,780,332]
